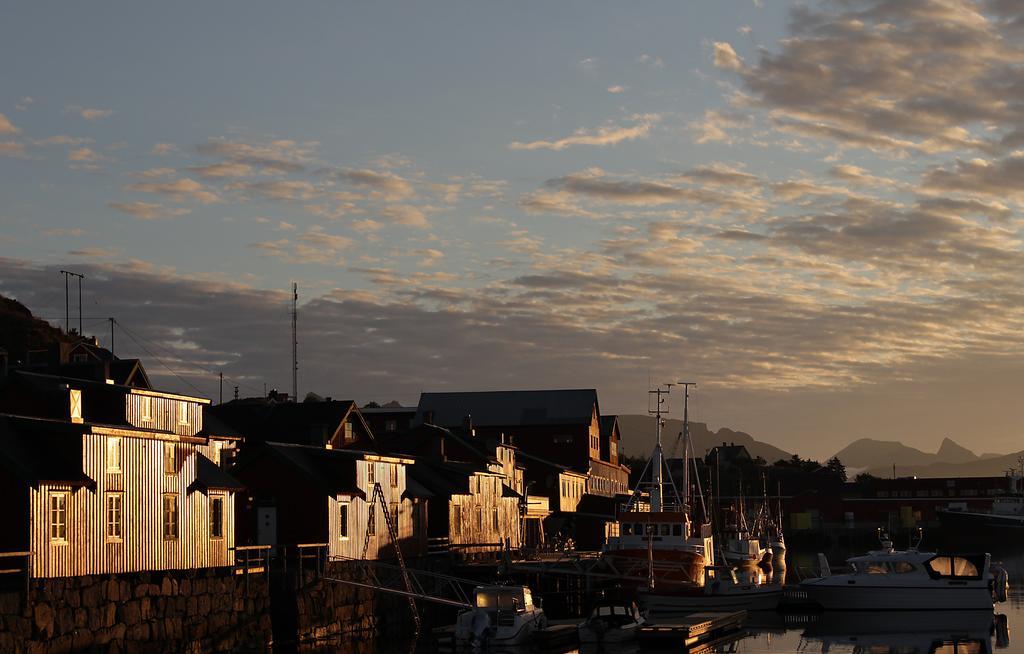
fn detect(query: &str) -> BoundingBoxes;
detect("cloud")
[235,179,321,201]
[188,161,254,179]
[335,168,415,200]
[635,54,665,69]
[33,135,93,146]
[129,167,176,179]
[607,85,627,94]
[249,225,353,264]
[688,109,751,144]
[509,114,660,151]
[15,97,33,112]
[196,138,315,174]
[0,113,19,135]
[920,155,1024,204]
[712,42,744,72]
[41,228,86,237]
[378,204,429,228]
[0,142,25,157]
[67,147,103,163]
[124,177,222,204]
[66,106,113,120]
[108,201,192,220]
[151,143,177,156]
[67,247,120,258]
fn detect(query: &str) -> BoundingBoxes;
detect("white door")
[257,507,277,545]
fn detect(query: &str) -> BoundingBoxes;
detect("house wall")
[29,431,235,578]
[587,459,630,497]
[558,473,587,512]
[449,472,520,554]
[125,391,204,437]
[328,459,415,560]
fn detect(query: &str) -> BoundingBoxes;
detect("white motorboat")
[640,565,783,614]
[454,585,547,647]
[798,535,1008,610]
[577,597,646,644]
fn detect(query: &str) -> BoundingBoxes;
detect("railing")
[0,552,30,604]
[293,543,327,582]
[231,545,271,594]
[427,537,450,555]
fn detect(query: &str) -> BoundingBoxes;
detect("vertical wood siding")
[30,431,235,578]
[449,472,521,555]
[328,459,413,560]
[125,392,203,437]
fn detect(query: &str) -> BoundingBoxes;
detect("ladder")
[360,482,422,638]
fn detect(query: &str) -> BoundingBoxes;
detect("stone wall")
[0,569,272,654]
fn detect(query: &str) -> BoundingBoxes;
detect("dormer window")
[344,420,353,443]
[177,402,188,426]
[141,396,152,422]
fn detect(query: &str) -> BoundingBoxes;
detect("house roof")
[416,389,599,428]
[234,441,368,497]
[0,414,94,488]
[187,452,245,494]
[211,398,370,447]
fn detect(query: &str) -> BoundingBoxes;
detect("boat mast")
[678,381,696,515]
[649,385,672,512]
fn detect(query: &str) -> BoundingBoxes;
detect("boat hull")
[641,588,782,613]
[602,549,706,585]
[798,581,993,611]
[937,508,1024,548]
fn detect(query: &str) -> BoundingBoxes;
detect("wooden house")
[229,444,420,559]
[361,404,417,437]
[0,371,242,578]
[212,396,375,451]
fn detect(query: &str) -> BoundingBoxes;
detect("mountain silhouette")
[616,415,791,463]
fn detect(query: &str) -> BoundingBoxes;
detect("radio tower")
[291,282,298,402]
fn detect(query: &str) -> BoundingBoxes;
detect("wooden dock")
[640,610,748,647]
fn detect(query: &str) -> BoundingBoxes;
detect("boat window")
[863,561,889,574]
[953,557,979,577]
[672,524,682,536]
[522,589,533,610]
[660,524,670,536]
[613,606,627,615]
[892,561,915,573]
[926,555,983,579]
[476,590,498,609]
[597,606,612,616]
[634,523,643,535]
[622,524,632,535]
[933,641,984,654]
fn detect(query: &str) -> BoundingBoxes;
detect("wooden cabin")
[0,372,242,578]
[212,397,375,451]
[230,444,420,560]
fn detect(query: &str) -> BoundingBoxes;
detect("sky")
[2,0,1024,459]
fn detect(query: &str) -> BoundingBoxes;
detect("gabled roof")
[187,452,245,494]
[416,389,599,428]
[0,414,94,488]
[232,441,367,497]
[212,398,371,447]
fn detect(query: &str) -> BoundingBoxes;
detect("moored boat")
[454,585,547,647]
[577,597,646,644]
[640,565,783,614]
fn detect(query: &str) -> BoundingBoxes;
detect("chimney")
[423,410,434,424]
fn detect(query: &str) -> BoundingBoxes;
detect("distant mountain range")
[833,437,1009,477]
[616,415,792,463]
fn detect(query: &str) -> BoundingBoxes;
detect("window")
[367,505,376,536]
[163,443,176,474]
[475,507,483,531]
[926,555,982,579]
[385,419,397,432]
[344,421,354,442]
[69,389,82,423]
[141,396,152,421]
[390,502,399,530]
[177,402,188,425]
[367,463,376,486]
[493,507,499,531]
[163,494,179,539]
[72,352,90,363]
[49,492,68,542]
[106,436,121,472]
[672,524,682,537]
[210,496,224,539]
[390,463,399,488]
[339,502,349,539]
[106,493,123,541]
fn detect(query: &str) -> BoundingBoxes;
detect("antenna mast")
[59,270,84,335]
[649,384,673,512]
[678,381,696,514]
[291,282,298,402]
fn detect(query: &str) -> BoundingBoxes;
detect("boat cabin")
[845,551,988,580]
[475,585,537,613]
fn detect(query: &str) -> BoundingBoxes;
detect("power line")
[113,320,206,396]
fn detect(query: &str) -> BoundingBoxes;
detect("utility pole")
[59,270,84,335]
[234,386,239,401]
[219,372,224,404]
[291,282,298,402]
[108,318,115,356]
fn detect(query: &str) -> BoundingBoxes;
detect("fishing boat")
[640,565,783,614]
[577,597,646,644]
[454,584,548,647]
[798,531,1008,611]
[603,383,715,587]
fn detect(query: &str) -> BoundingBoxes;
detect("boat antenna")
[678,381,696,514]
[648,383,673,512]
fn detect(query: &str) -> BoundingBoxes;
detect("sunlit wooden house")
[0,371,242,578]
[229,443,420,559]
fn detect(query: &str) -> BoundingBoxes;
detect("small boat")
[577,597,646,644]
[454,585,547,647]
[640,565,783,614]
[798,532,1008,611]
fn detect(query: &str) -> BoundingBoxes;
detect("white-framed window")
[140,395,152,421]
[177,402,188,425]
[49,492,68,543]
[367,462,375,486]
[210,496,224,539]
[385,419,397,432]
[69,389,83,423]
[339,501,350,540]
[106,436,121,472]
[163,443,176,475]
[163,494,179,539]
[105,492,123,541]
[344,421,353,442]
[72,352,90,364]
